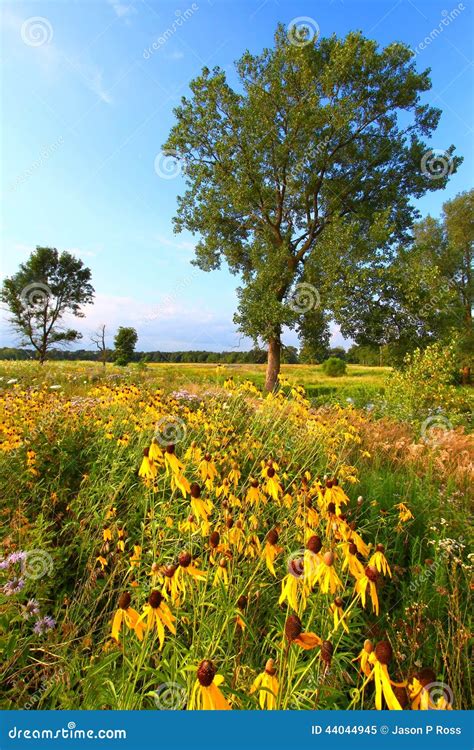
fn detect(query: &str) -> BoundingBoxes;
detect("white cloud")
[107,0,137,19]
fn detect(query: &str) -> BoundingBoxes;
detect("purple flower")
[9,551,27,565]
[33,616,56,635]
[3,577,25,595]
[23,599,41,619]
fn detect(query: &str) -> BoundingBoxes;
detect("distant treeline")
[0,346,298,364]
[0,344,389,365]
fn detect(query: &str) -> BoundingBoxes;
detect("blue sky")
[1,0,472,352]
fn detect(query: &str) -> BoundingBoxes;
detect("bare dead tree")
[91,324,108,367]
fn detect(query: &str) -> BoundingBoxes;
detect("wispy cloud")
[106,0,137,19]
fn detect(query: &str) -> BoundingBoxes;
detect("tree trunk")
[265,336,281,392]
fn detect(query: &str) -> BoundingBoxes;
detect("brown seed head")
[376,544,385,553]
[204,453,211,462]
[266,528,279,545]
[164,564,177,578]
[327,502,336,514]
[348,542,358,555]
[267,467,275,478]
[226,516,234,529]
[148,590,164,608]
[251,479,259,488]
[334,597,344,608]
[118,592,131,610]
[209,531,220,548]
[197,660,216,687]
[321,640,334,665]
[143,448,149,457]
[363,639,374,654]
[265,658,276,676]
[393,685,409,708]
[323,550,335,567]
[190,483,201,498]
[306,535,322,554]
[178,551,192,568]
[326,479,334,489]
[375,640,393,665]
[415,667,437,687]
[285,614,302,642]
[165,444,175,454]
[237,594,247,611]
[365,565,378,582]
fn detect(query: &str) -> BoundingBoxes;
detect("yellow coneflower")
[148,438,163,462]
[367,641,405,710]
[395,502,414,523]
[313,550,342,594]
[341,541,365,578]
[111,592,144,643]
[171,471,191,498]
[198,453,218,484]
[117,528,125,552]
[138,448,157,481]
[173,550,207,602]
[330,597,349,633]
[279,557,308,612]
[262,528,283,576]
[369,544,392,577]
[184,441,202,462]
[353,638,374,678]
[189,660,231,710]
[96,555,107,570]
[323,479,349,515]
[354,565,380,615]
[190,482,213,522]
[263,465,282,501]
[103,527,112,542]
[138,590,176,650]
[409,668,453,710]
[129,545,142,568]
[215,478,230,498]
[228,462,241,486]
[164,444,184,476]
[303,535,322,587]
[285,614,321,650]
[250,659,279,709]
[246,479,265,507]
[213,556,230,587]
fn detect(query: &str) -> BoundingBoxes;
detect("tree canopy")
[164,24,460,389]
[1,247,94,363]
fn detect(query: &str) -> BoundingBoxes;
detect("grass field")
[0,360,472,711]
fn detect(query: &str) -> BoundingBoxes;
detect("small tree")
[322,357,347,377]
[1,246,94,363]
[91,324,108,367]
[114,326,137,366]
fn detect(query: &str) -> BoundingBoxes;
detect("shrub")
[321,357,347,377]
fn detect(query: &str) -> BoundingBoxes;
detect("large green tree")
[337,190,472,369]
[1,247,94,363]
[164,25,460,390]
